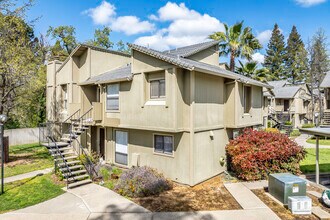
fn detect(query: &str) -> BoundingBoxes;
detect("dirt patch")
[132,176,241,212]
[306,185,330,214]
[253,189,319,220]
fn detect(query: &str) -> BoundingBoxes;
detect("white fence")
[4,127,39,146]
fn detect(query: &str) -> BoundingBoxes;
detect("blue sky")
[24,0,330,63]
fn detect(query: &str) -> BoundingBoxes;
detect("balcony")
[92,102,102,121]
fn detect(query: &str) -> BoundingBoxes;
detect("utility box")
[269,173,307,205]
[288,196,312,215]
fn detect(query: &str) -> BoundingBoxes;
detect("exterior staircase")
[322,111,330,126]
[40,108,97,189]
[268,106,282,128]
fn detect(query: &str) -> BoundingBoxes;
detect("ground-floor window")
[154,135,173,155]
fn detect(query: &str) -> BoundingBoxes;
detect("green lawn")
[300,148,330,173]
[0,173,65,213]
[5,143,53,178]
[306,138,330,146]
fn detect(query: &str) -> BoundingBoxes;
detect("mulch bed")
[132,175,241,212]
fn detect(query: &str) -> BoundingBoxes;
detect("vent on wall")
[131,153,140,167]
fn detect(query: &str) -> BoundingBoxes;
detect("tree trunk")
[230,50,235,72]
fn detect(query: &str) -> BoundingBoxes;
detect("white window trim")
[106,83,120,112]
[145,100,166,106]
[153,133,174,158]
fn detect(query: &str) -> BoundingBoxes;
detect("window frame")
[243,85,252,114]
[153,134,174,157]
[149,78,165,100]
[61,84,68,111]
[106,83,120,112]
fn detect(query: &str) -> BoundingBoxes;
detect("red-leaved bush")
[226,129,306,181]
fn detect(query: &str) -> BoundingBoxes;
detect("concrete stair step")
[66,174,90,182]
[54,155,78,162]
[63,169,87,177]
[62,134,78,139]
[49,147,72,153]
[58,160,81,167]
[68,179,92,189]
[52,151,73,157]
[60,138,74,143]
[42,142,70,148]
[60,164,84,172]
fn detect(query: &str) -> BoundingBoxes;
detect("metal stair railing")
[61,109,81,135]
[76,107,93,127]
[47,136,73,189]
[70,134,98,180]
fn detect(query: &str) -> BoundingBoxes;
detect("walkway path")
[294,134,330,148]
[4,168,53,184]
[224,182,280,220]
[0,182,282,220]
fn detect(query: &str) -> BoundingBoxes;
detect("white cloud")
[252,53,265,64]
[257,30,272,45]
[135,2,224,50]
[83,1,154,35]
[83,1,116,25]
[294,0,327,7]
[111,16,154,35]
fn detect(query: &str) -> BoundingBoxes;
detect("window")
[154,135,173,155]
[243,86,251,113]
[284,100,290,111]
[106,83,119,111]
[62,85,68,110]
[150,79,165,99]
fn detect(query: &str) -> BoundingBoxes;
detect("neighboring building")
[265,80,312,128]
[46,41,272,186]
[320,72,330,125]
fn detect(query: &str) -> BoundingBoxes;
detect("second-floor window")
[150,79,165,99]
[62,84,68,110]
[106,83,119,111]
[243,86,251,113]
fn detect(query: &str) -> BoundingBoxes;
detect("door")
[99,128,105,159]
[115,131,128,165]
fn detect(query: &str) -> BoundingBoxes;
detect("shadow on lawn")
[300,163,330,174]
[4,176,39,192]
[88,203,217,220]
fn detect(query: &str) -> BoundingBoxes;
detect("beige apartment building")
[46,41,272,186]
[266,80,312,128]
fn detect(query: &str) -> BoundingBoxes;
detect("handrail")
[70,132,98,179]
[77,107,93,122]
[63,109,81,123]
[47,136,73,188]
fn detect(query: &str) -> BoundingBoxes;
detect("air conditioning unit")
[288,196,312,215]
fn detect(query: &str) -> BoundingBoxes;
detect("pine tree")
[308,29,330,124]
[264,23,286,80]
[285,26,308,84]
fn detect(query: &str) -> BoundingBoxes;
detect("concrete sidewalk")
[0,182,283,220]
[294,134,330,148]
[4,168,53,183]
[224,182,280,220]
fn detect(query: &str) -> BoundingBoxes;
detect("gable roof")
[268,80,287,89]
[55,44,131,73]
[273,86,301,99]
[79,64,132,85]
[163,40,219,57]
[320,71,330,88]
[129,43,272,89]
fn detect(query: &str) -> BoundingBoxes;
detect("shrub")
[285,121,292,125]
[290,129,301,137]
[264,128,280,133]
[226,129,306,181]
[302,123,315,128]
[100,167,110,181]
[114,166,172,197]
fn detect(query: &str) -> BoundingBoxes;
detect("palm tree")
[236,61,270,82]
[209,21,262,72]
